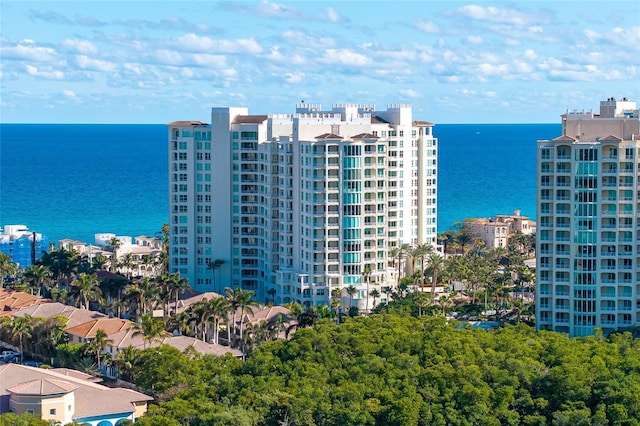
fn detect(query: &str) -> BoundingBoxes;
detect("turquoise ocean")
[0,123,560,245]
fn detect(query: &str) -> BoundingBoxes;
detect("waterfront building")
[465,210,536,250]
[0,225,49,267]
[536,98,640,336]
[168,103,438,308]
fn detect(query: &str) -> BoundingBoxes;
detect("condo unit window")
[241,131,258,140]
[50,409,56,415]
[577,148,598,161]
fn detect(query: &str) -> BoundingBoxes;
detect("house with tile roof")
[65,318,132,344]
[0,288,48,317]
[0,363,152,425]
[12,302,108,329]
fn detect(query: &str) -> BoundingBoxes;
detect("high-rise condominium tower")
[536,98,640,337]
[168,103,438,308]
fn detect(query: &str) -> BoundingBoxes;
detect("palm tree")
[237,290,260,351]
[0,252,18,288]
[427,252,445,296]
[225,287,243,344]
[413,292,433,317]
[455,230,474,255]
[132,313,168,349]
[125,277,160,318]
[203,296,231,344]
[87,328,113,373]
[362,266,371,313]
[92,253,109,271]
[346,285,357,310]
[438,231,456,256]
[437,293,454,317]
[158,223,170,274]
[70,273,103,309]
[23,264,52,297]
[39,247,80,289]
[11,315,34,361]
[107,237,121,273]
[370,289,380,308]
[119,253,135,279]
[331,287,342,322]
[267,288,277,305]
[389,243,409,281]
[165,272,191,316]
[207,259,225,292]
[114,346,138,382]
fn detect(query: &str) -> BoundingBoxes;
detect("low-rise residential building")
[0,363,152,425]
[0,289,48,318]
[65,318,132,345]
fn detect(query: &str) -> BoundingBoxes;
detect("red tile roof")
[315,133,343,139]
[166,120,208,126]
[552,135,576,141]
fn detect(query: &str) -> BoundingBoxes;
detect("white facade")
[168,104,438,308]
[536,98,640,337]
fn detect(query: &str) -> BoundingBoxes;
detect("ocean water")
[0,123,561,244]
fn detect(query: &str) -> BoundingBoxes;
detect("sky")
[1,0,639,124]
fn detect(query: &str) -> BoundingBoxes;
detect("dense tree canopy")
[133,315,640,426]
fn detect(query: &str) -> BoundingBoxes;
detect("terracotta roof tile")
[65,318,132,338]
[166,120,208,126]
[315,133,343,139]
[552,135,576,141]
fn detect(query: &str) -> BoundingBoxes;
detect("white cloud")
[282,72,304,83]
[465,35,484,45]
[60,39,98,55]
[281,30,335,48]
[456,5,535,26]
[173,34,262,54]
[25,65,64,79]
[398,89,420,98]
[584,26,640,49]
[322,7,341,23]
[415,19,440,34]
[1,42,58,62]
[224,0,303,19]
[63,89,76,97]
[318,49,371,66]
[74,55,117,72]
[59,39,98,55]
[191,53,228,68]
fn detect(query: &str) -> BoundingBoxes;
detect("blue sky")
[1,1,638,124]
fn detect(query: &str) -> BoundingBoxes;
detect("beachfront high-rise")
[536,98,640,337]
[168,103,438,308]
